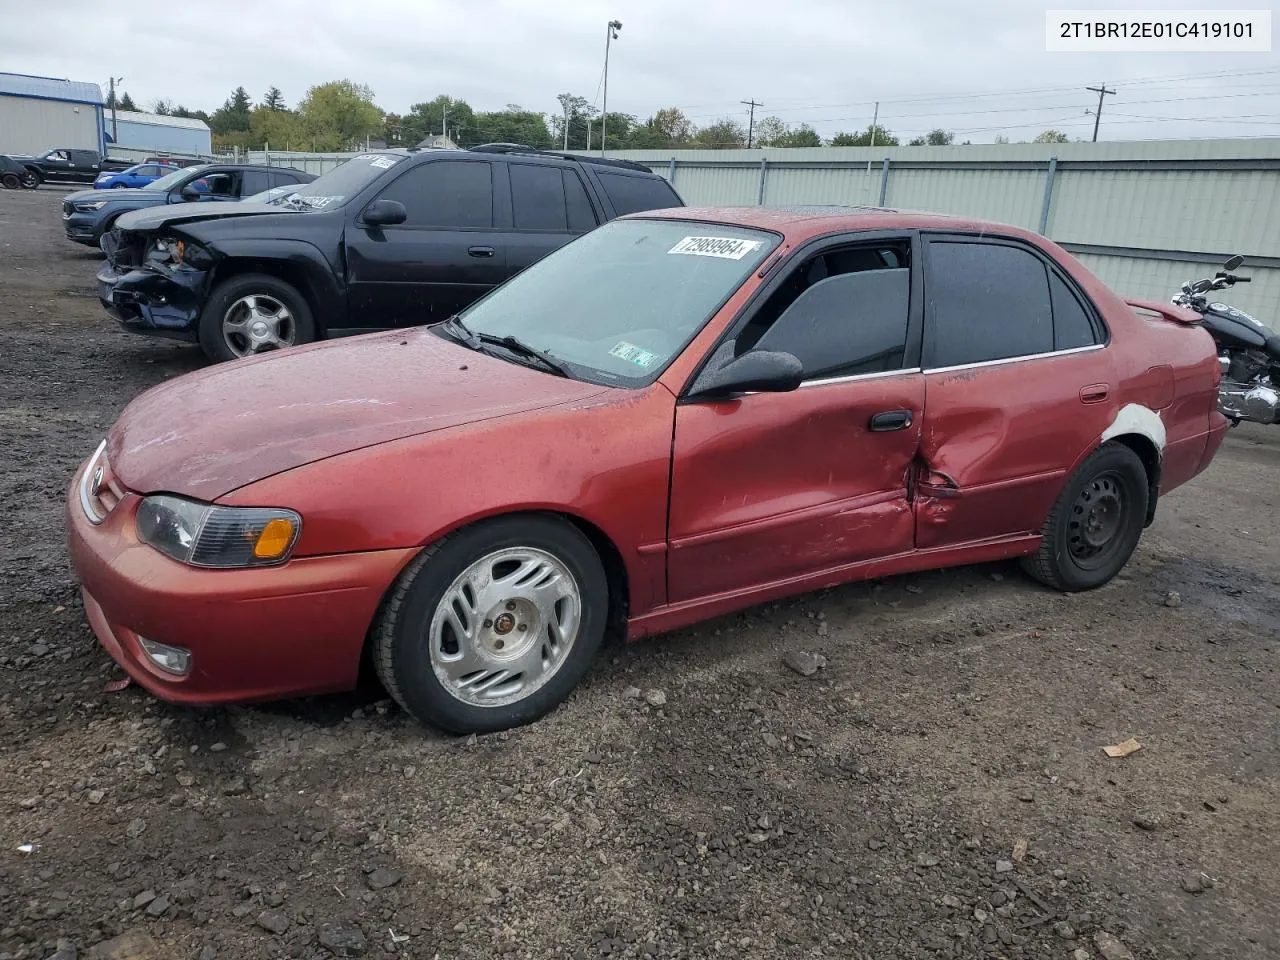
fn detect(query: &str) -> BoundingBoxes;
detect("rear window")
[596,171,681,216]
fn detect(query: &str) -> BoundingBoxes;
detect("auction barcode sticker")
[668,236,763,260]
[1047,9,1271,51]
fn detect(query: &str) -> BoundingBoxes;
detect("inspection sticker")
[609,341,660,368]
[668,236,762,260]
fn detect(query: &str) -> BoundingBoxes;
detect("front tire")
[198,273,315,363]
[1021,443,1149,592]
[20,170,40,189]
[111,182,129,189]
[374,515,609,734]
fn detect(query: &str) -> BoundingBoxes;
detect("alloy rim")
[428,547,581,708]
[222,293,295,357]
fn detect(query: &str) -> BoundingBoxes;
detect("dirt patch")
[1,187,1278,960]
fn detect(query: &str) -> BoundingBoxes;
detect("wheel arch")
[204,240,343,336]
[1106,433,1161,526]
[208,258,324,332]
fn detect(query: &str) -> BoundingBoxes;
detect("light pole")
[108,76,124,145]
[600,20,621,156]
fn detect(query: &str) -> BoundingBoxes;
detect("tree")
[210,86,252,134]
[383,112,404,144]
[118,92,137,112]
[828,124,899,147]
[151,98,172,116]
[249,105,304,150]
[1033,129,1070,143]
[753,116,788,147]
[401,95,474,145]
[909,128,954,146]
[593,111,637,150]
[694,119,747,149]
[646,107,694,146]
[551,93,595,150]
[463,105,553,148]
[776,124,821,148]
[993,134,1010,144]
[297,80,384,151]
[263,87,286,111]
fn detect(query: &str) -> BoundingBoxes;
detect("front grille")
[80,442,126,524]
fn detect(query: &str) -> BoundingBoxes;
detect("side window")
[596,171,681,216]
[731,242,912,381]
[1049,271,1099,350]
[925,241,1053,368]
[241,171,271,196]
[564,170,598,232]
[510,163,568,231]
[377,161,494,228]
[53,150,70,162]
[139,166,161,177]
[202,173,237,196]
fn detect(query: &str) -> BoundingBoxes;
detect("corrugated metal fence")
[598,140,1280,331]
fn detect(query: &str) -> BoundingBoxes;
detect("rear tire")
[198,273,315,363]
[1021,442,1149,592]
[374,515,609,734]
[0,172,19,190]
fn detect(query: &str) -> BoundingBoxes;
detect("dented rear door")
[916,235,1113,549]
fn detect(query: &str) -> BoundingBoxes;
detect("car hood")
[106,327,610,501]
[115,203,299,233]
[64,187,165,205]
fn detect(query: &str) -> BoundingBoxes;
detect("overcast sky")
[5,0,1279,143]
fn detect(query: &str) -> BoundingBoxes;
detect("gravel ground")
[1,186,1278,960]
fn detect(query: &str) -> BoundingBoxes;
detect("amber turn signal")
[253,518,297,559]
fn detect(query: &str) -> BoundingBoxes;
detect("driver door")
[667,234,925,603]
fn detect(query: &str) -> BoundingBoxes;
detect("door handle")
[869,409,913,432]
[468,246,496,258]
[1080,383,1110,404]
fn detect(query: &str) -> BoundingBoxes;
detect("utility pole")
[869,101,879,148]
[108,76,124,145]
[442,103,448,143]
[563,102,571,151]
[1086,82,1115,142]
[600,20,622,155]
[741,99,762,149]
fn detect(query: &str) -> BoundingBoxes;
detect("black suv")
[97,145,685,362]
[63,163,316,246]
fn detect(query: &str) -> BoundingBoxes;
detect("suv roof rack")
[468,143,653,174]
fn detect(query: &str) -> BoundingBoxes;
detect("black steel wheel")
[0,172,20,190]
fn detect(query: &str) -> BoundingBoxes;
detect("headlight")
[135,494,301,568]
[75,200,109,211]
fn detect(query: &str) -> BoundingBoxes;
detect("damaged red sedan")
[67,207,1229,733]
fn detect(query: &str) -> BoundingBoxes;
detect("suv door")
[345,158,508,329]
[668,235,924,602]
[499,161,601,276]
[915,235,1109,549]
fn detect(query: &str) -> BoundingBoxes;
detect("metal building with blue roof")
[0,72,105,155]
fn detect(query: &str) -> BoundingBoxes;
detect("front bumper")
[97,261,206,341]
[64,211,105,244]
[65,457,415,706]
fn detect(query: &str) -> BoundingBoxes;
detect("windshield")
[285,153,406,209]
[243,185,301,204]
[454,219,779,385]
[148,165,207,192]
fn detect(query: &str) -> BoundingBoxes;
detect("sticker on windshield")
[609,341,660,369]
[668,236,762,260]
[353,154,401,169]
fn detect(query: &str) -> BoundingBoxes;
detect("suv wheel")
[0,172,20,190]
[198,273,316,363]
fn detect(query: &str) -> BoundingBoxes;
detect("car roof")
[631,205,1044,244]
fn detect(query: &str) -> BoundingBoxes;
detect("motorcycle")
[1173,255,1280,426]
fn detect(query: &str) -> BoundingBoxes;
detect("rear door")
[915,235,1109,549]
[345,158,509,328]
[500,161,601,278]
[668,234,924,602]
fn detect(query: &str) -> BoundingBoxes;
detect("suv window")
[924,240,1053,368]
[727,242,912,381]
[378,160,494,228]
[595,170,681,216]
[71,150,99,165]
[241,171,271,196]
[564,170,597,232]
[195,172,238,197]
[510,163,568,231]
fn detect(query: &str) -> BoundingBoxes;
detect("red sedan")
[67,206,1228,732]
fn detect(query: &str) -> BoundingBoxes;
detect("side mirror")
[180,184,202,200]
[1224,255,1244,271]
[687,350,803,400]
[363,199,407,226]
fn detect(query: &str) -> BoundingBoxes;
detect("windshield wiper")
[439,314,481,349]
[477,333,570,378]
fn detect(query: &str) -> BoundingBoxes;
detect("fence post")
[1038,156,1058,235]
[757,157,768,205]
[877,157,891,207]
[667,156,677,185]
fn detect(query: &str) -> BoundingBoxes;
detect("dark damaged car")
[64,163,315,247]
[96,146,684,362]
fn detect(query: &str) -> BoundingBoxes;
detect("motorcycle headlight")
[75,200,109,212]
[135,494,301,568]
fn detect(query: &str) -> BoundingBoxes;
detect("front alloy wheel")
[222,294,297,356]
[375,515,609,733]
